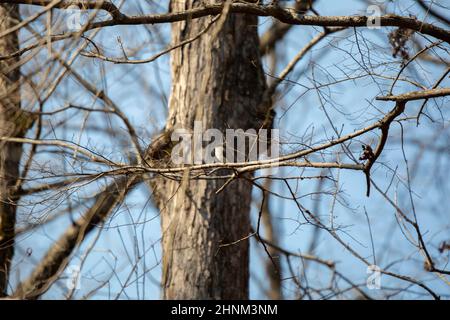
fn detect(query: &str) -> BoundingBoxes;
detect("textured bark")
[152,0,267,299]
[0,4,21,297]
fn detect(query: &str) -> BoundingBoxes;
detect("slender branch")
[377,88,450,102]
[0,3,449,62]
[0,0,125,19]
[13,129,173,299]
[416,0,450,25]
[361,87,450,196]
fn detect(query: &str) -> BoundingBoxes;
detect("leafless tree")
[0,0,449,300]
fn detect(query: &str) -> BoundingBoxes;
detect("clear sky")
[11,0,450,299]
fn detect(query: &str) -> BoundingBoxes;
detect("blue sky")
[10,0,450,299]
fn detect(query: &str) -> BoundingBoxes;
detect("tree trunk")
[152,0,267,299]
[0,4,21,297]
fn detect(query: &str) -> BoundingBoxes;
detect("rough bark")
[152,0,267,299]
[0,4,21,297]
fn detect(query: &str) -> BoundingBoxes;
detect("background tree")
[0,3,22,297]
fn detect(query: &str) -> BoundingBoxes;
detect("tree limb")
[13,129,173,299]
